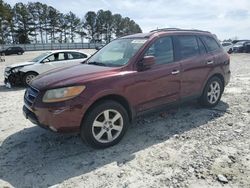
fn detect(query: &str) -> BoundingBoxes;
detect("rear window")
[201,36,221,52]
[175,35,200,59]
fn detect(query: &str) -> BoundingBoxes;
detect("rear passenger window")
[197,37,207,54]
[67,52,87,59]
[176,35,199,59]
[201,36,221,52]
[145,36,174,64]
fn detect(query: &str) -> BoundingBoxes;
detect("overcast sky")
[6,0,250,40]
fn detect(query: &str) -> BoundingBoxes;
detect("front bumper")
[23,86,86,133]
[23,105,54,131]
[4,71,23,86]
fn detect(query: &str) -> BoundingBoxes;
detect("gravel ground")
[0,51,249,188]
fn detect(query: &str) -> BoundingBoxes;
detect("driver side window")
[145,36,174,65]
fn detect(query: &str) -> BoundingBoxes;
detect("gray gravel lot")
[0,51,250,188]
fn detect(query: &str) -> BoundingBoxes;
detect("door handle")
[171,70,180,75]
[206,60,214,65]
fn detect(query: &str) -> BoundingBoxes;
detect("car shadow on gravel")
[0,100,229,187]
[0,85,25,92]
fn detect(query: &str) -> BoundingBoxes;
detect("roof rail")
[150,28,211,33]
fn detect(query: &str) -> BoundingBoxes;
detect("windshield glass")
[87,38,147,67]
[30,52,52,62]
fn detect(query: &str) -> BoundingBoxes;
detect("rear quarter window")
[201,36,221,52]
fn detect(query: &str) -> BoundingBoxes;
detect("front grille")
[24,86,39,108]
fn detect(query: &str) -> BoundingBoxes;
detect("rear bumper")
[224,70,231,86]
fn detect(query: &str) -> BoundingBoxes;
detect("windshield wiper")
[87,61,106,66]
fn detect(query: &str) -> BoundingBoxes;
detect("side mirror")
[137,56,155,71]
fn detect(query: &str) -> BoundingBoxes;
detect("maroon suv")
[23,28,230,148]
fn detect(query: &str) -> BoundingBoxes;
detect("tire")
[23,72,38,86]
[80,100,129,148]
[17,52,22,55]
[199,77,223,107]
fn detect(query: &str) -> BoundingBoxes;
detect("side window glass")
[177,35,199,59]
[67,52,87,59]
[201,36,221,52]
[47,53,65,62]
[145,36,174,64]
[197,37,207,54]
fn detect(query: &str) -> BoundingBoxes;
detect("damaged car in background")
[4,50,90,87]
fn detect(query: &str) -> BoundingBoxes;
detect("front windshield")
[87,38,147,67]
[30,52,52,62]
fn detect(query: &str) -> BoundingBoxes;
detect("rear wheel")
[23,72,38,86]
[17,52,22,55]
[199,77,223,107]
[80,100,129,148]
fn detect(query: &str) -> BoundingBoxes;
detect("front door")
[129,36,181,112]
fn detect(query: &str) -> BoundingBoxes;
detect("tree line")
[0,0,142,44]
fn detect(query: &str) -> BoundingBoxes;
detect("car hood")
[31,64,119,90]
[7,61,35,69]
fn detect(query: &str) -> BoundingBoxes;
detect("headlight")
[42,86,86,103]
[5,67,11,72]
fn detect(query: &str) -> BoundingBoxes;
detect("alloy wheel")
[25,74,36,84]
[207,81,221,104]
[92,109,123,143]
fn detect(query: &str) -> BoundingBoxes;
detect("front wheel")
[199,77,223,107]
[81,100,129,148]
[23,72,38,86]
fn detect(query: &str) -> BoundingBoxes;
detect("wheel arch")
[202,73,225,95]
[22,70,39,77]
[81,94,134,126]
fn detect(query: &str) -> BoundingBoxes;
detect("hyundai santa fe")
[23,28,231,148]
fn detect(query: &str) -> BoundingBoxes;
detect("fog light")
[49,126,57,132]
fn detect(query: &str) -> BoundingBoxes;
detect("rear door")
[174,35,215,98]
[130,36,181,112]
[200,35,226,66]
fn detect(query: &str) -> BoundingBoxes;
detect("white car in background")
[4,50,90,87]
[221,42,233,54]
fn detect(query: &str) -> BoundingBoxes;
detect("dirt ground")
[0,51,249,188]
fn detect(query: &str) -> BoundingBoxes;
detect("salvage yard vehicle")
[233,41,250,53]
[4,50,90,87]
[23,28,231,148]
[0,46,24,55]
[221,42,233,54]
